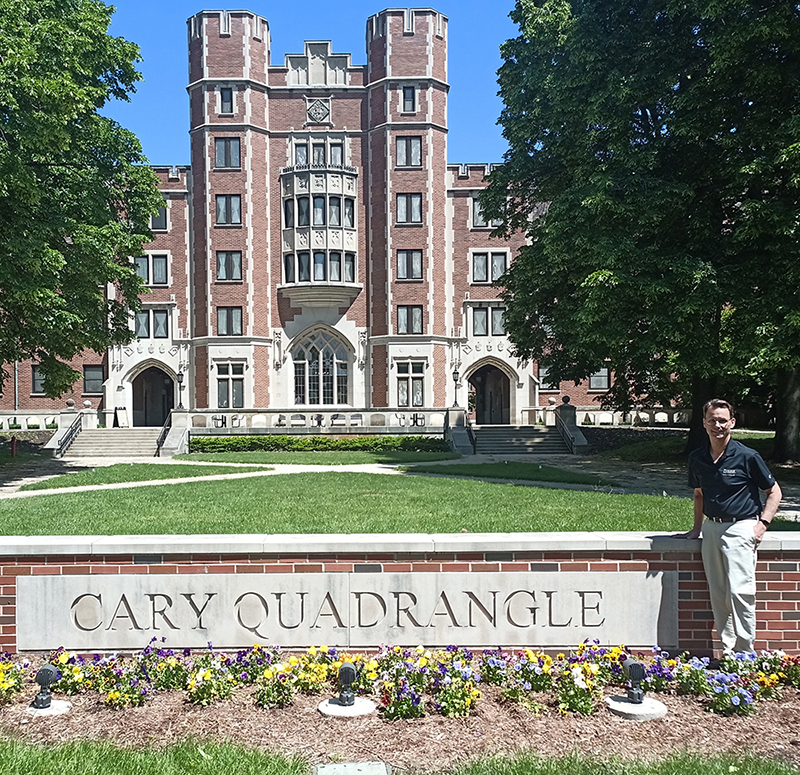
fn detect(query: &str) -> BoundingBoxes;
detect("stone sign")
[17,572,678,651]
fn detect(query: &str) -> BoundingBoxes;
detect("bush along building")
[2,8,663,455]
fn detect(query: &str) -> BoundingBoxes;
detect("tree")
[0,0,163,396]
[481,0,800,458]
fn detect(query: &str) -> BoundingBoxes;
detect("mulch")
[2,684,800,772]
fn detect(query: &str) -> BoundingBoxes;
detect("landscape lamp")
[31,664,59,709]
[177,369,185,409]
[622,657,646,704]
[337,663,356,707]
[452,367,460,407]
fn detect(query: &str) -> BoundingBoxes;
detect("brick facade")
[0,7,607,429]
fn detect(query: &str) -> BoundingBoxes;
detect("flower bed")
[3,640,799,719]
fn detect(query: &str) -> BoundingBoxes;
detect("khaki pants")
[700,518,758,653]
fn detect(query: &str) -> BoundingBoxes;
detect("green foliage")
[176,450,459,464]
[188,434,450,454]
[0,0,163,396]
[481,0,800,454]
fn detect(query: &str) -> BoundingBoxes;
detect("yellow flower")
[368,659,379,671]
[308,646,317,656]
[288,656,299,666]
[203,669,211,680]
[418,657,428,668]
[557,653,565,661]
[320,645,329,653]
[58,653,69,665]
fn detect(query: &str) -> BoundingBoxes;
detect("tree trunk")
[772,366,800,463]
[683,374,718,456]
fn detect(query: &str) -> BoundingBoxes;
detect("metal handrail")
[155,412,172,457]
[554,410,576,454]
[54,415,83,459]
[464,415,477,454]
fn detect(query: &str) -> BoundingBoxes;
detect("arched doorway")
[132,367,174,426]
[469,364,511,425]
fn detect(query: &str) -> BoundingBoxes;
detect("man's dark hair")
[703,398,734,418]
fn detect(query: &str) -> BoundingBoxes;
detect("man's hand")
[753,520,768,547]
[675,527,701,539]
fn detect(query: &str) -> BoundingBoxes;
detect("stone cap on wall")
[1,531,798,556]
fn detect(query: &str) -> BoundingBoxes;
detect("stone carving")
[330,176,341,191]
[330,230,341,246]
[345,231,355,247]
[296,176,309,191]
[358,331,368,368]
[313,174,325,190]
[313,230,326,246]
[297,231,309,247]
[273,331,283,370]
[307,98,330,124]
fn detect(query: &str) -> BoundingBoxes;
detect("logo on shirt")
[721,468,738,475]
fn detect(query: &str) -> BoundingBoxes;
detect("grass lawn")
[0,448,42,470]
[0,743,795,775]
[405,461,617,486]
[176,450,460,465]
[596,430,800,485]
[4,470,791,536]
[19,463,266,491]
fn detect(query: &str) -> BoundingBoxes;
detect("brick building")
[0,7,612,432]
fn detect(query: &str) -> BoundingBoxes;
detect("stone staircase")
[62,428,162,458]
[472,425,572,455]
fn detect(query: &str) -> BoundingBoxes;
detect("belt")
[705,515,757,524]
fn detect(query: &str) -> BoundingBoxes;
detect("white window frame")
[219,86,234,115]
[397,249,422,280]
[215,137,241,169]
[397,193,422,224]
[134,253,170,287]
[215,194,242,225]
[398,305,423,334]
[216,362,246,409]
[217,306,243,336]
[396,136,422,168]
[402,85,416,113]
[589,367,611,391]
[216,251,242,282]
[396,360,425,408]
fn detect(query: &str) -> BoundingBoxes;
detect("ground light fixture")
[452,367,460,407]
[177,369,185,409]
[31,664,59,709]
[318,663,376,718]
[622,657,646,704]
[337,663,356,707]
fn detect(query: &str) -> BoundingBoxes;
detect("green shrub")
[188,434,449,454]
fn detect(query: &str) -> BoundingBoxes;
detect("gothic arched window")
[292,331,350,405]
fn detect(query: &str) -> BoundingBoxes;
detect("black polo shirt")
[688,439,776,520]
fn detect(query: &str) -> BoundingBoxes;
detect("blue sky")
[103,1,519,167]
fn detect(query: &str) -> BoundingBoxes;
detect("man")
[682,399,782,654]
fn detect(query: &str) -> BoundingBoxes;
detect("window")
[397,361,424,407]
[473,308,488,336]
[135,309,169,338]
[31,365,45,394]
[472,199,502,228]
[220,87,233,114]
[397,249,422,280]
[398,305,423,334]
[329,196,341,227]
[215,137,240,168]
[298,252,311,282]
[297,196,310,226]
[295,143,308,166]
[473,307,505,336]
[292,331,349,405]
[470,251,509,284]
[152,310,169,339]
[344,198,355,228]
[397,136,422,167]
[135,311,150,338]
[314,251,326,281]
[491,307,505,336]
[313,196,326,226]
[329,252,341,281]
[312,143,326,165]
[216,194,241,225]
[284,199,294,228]
[589,367,610,391]
[134,255,168,285]
[344,253,355,282]
[472,253,488,283]
[538,366,559,391]
[217,363,244,408]
[330,143,343,166]
[402,85,416,113]
[284,254,295,283]
[217,251,242,281]
[83,365,104,394]
[151,204,168,231]
[397,193,422,224]
[491,252,507,281]
[217,306,242,336]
